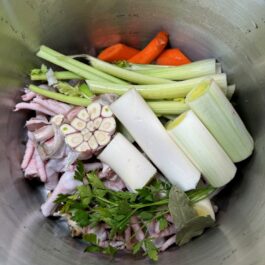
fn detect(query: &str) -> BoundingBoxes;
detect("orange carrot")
[128,32,169,64]
[98,43,139,62]
[156,48,191,66]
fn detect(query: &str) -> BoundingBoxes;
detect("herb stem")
[96,196,118,206]
[131,199,169,209]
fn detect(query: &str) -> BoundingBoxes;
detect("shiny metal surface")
[0,0,265,264]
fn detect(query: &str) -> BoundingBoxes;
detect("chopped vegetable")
[98,43,139,62]
[168,186,215,246]
[87,55,173,85]
[186,80,254,162]
[156,48,191,66]
[86,74,227,100]
[133,59,216,80]
[128,32,169,64]
[37,45,128,84]
[98,133,157,192]
[167,110,237,187]
[110,89,200,191]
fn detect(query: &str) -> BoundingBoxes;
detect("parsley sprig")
[55,161,216,261]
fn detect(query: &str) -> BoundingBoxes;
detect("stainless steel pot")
[0,1,265,264]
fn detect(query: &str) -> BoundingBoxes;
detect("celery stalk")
[186,80,254,162]
[86,74,227,100]
[110,89,200,191]
[37,46,128,84]
[29,85,92,106]
[167,110,236,187]
[147,101,189,115]
[31,71,82,81]
[87,55,173,85]
[130,59,216,80]
[98,133,157,192]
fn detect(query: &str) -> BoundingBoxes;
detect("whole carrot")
[128,32,169,64]
[156,48,191,66]
[98,43,139,62]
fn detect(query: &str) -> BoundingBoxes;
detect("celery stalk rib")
[37,46,127,84]
[87,55,174,85]
[31,71,82,81]
[131,59,216,80]
[148,101,189,115]
[86,74,227,100]
[29,84,92,106]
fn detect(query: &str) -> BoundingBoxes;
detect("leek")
[110,89,200,191]
[87,55,173,85]
[132,59,216,80]
[37,46,127,84]
[31,71,82,81]
[167,110,236,187]
[29,85,92,106]
[186,80,254,162]
[86,74,227,100]
[216,63,222,74]
[227,84,236,100]
[98,133,157,192]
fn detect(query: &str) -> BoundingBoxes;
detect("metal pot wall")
[0,1,265,265]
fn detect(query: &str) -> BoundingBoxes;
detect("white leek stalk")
[98,133,157,192]
[110,89,200,191]
[216,63,222,74]
[227,84,236,100]
[186,80,254,162]
[167,110,236,187]
[133,59,216,80]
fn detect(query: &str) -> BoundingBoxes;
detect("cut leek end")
[186,79,211,102]
[233,142,254,163]
[166,111,188,130]
[207,168,237,188]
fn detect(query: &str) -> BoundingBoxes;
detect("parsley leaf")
[71,209,90,227]
[83,233,98,244]
[158,216,168,231]
[84,245,102,253]
[77,185,92,207]
[132,241,143,254]
[143,239,158,261]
